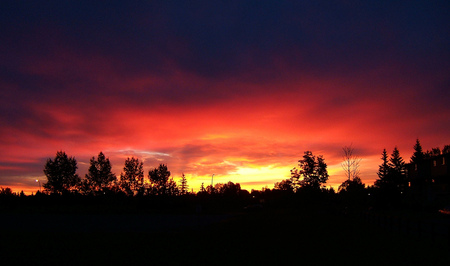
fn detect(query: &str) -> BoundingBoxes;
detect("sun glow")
[229,165,291,190]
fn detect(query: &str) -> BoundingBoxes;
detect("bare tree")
[338,145,364,193]
[341,145,361,181]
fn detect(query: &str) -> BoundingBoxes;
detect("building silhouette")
[406,153,450,203]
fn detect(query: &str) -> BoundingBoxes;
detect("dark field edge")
[1,207,450,266]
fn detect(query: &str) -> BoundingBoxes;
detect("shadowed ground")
[0,213,231,233]
[1,208,449,265]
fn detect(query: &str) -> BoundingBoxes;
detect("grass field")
[1,207,449,265]
[0,203,450,265]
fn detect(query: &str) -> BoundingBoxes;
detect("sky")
[1,1,449,194]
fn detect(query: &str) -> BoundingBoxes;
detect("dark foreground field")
[2,207,450,265]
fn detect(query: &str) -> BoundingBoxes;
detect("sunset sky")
[1,1,449,194]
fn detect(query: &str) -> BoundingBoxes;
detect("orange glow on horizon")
[7,154,380,195]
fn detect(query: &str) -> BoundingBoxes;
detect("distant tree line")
[272,150,330,193]
[1,139,448,212]
[41,151,182,196]
[39,151,246,198]
[274,147,365,203]
[271,140,450,209]
[373,140,449,197]
[36,149,333,200]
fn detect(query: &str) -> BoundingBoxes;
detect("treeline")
[373,140,449,199]
[25,149,332,198]
[272,140,450,210]
[1,139,449,212]
[0,151,252,214]
[37,151,248,198]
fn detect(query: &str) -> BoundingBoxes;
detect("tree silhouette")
[388,147,407,189]
[443,145,450,154]
[200,182,206,193]
[203,181,243,196]
[214,181,241,196]
[221,181,241,196]
[205,184,215,194]
[274,179,293,192]
[84,152,116,195]
[0,187,14,196]
[43,151,81,194]
[338,176,365,193]
[374,147,406,197]
[341,145,361,181]
[425,147,441,158]
[119,157,144,196]
[339,145,364,193]
[375,149,389,187]
[213,183,223,193]
[410,139,424,163]
[178,173,189,195]
[291,151,329,190]
[166,178,179,196]
[148,164,178,196]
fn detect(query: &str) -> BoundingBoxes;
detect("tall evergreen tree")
[179,173,189,195]
[410,139,424,163]
[375,149,390,188]
[389,146,406,186]
[375,147,406,194]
